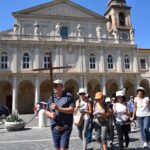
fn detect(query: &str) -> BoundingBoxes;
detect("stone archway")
[106,79,118,97]
[0,80,12,111]
[40,80,51,102]
[139,79,150,96]
[87,79,101,100]
[64,79,79,100]
[18,80,34,114]
[124,80,135,98]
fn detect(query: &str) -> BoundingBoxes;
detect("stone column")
[34,47,39,69]
[102,75,106,95]
[133,53,138,72]
[12,47,18,73]
[35,77,40,105]
[82,47,86,72]
[80,76,84,88]
[99,49,105,72]
[119,76,124,90]
[79,47,82,72]
[12,77,18,113]
[117,50,122,72]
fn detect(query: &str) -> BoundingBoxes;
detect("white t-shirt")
[134,97,150,117]
[113,103,129,122]
[79,100,90,120]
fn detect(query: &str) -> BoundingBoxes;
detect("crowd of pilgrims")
[74,87,150,150]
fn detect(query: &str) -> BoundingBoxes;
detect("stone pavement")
[0,115,148,150]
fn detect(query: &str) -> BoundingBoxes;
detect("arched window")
[44,53,50,68]
[0,52,8,69]
[124,55,130,69]
[89,54,96,69]
[22,53,30,69]
[109,15,112,24]
[119,12,126,26]
[107,55,113,69]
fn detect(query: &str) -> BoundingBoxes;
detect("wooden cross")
[33,51,72,103]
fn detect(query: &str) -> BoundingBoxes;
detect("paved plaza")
[0,115,148,150]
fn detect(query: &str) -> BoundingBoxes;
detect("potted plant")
[5,113,26,131]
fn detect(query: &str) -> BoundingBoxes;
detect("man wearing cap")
[46,79,75,150]
[132,87,150,149]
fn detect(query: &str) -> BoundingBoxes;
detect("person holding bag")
[93,92,111,150]
[74,88,92,150]
[113,90,131,150]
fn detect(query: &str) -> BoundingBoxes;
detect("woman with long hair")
[132,87,150,149]
[74,88,92,150]
[113,90,131,150]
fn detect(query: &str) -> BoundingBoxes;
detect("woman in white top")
[74,88,92,150]
[113,90,131,150]
[132,87,150,149]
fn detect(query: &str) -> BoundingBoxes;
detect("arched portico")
[106,79,118,97]
[124,80,135,98]
[139,79,150,96]
[0,80,12,112]
[18,80,34,114]
[65,79,79,100]
[87,79,101,100]
[40,80,51,102]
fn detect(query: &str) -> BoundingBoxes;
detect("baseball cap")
[105,97,111,102]
[77,88,87,95]
[53,79,63,85]
[116,90,124,97]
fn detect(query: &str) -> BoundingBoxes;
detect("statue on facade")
[96,25,102,40]
[13,23,19,35]
[130,28,135,41]
[55,22,61,36]
[77,24,82,37]
[113,27,119,41]
[34,21,39,35]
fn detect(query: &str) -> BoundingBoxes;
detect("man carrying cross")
[45,79,75,150]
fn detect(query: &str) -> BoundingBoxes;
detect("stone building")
[0,0,150,114]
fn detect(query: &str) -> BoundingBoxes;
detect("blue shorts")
[51,127,72,149]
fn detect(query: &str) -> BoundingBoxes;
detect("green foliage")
[6,113,24,122]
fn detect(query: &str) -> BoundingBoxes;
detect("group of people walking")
[45,79,150,150]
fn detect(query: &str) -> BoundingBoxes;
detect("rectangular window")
[140,59,146,70]
[60,27,68,38]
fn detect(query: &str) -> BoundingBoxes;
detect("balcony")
[0,34,132,45]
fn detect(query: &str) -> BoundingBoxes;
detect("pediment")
[13,0,106,20]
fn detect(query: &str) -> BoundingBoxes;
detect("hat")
[77,88,87,95]
[116,90,124,97]
[105,97,111,102]
[137,87,144,91]
[53,79,63,85]
[95,92,103,100]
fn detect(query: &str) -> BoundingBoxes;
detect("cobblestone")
[0,115,149,150]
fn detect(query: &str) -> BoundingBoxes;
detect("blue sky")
[0,0,149,48]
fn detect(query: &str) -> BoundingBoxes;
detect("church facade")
[0,0,150,114]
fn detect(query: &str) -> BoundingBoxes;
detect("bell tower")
[105,0,133,41]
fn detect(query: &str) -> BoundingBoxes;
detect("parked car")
[0,105,10,119]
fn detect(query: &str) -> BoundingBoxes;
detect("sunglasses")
[53,84,59,88]
[117,96,123,99]
[79,93,85,96]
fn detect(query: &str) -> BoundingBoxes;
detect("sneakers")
[109,141,113,147]
[143,142,148,148]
